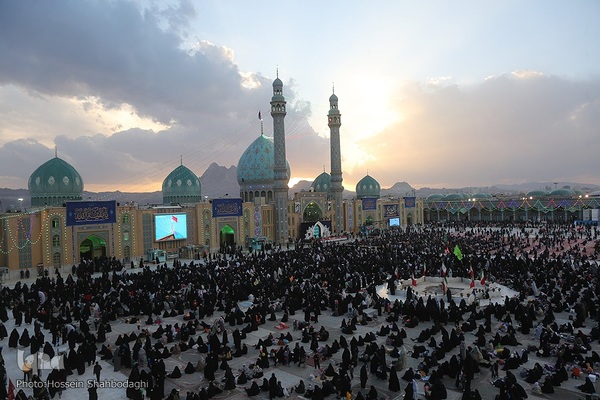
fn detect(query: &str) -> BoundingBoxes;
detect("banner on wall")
[361,197,377,211]
[404,197,416,208]
[383,204,398,217]
[212,198,243,218]
[66,201,117,226]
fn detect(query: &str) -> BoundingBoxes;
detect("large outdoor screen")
[389,217,400,227]
[154,214,187,241]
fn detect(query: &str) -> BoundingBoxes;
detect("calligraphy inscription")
[74,206,109,222]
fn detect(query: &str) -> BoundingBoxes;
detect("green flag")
[453,245,463,260]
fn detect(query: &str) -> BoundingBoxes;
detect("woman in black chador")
[9,328,19,348]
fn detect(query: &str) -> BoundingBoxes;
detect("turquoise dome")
[28,156,83,207]
[312,172,331,194]
[549,188,574,197]
[237,134,291,188]
[526,190,548,198]
[426,194,444,201]
[356,175,380,199]
[444,193,466,201]
[162,164,202,204]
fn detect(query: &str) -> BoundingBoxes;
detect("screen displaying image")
[155,214,187,241]
[389,217,400,227]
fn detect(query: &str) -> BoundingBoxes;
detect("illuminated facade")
[0,79,430,272]
[423,190,599,223]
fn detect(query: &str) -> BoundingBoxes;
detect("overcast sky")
[1,0,599,192]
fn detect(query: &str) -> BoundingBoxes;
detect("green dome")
[526,190,548,198]
[162,164,201,204]
[443,193,466,201]
[28,156,83,206]
[356,175,380,199]
[549,188,574,197]
[237,134,291,188]
[312,172,331,194]
[426,194,444,201]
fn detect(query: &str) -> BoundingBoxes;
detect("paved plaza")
[1,255,599,400]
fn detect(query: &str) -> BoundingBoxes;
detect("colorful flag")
[469,265,474,279]
[411,274,417,287]
[8,379,15,400]
[423,263,427,276]
[445,246,450,254]
[470,277,475,288]
[442,276,448,294]
[441,263,447,277]
[172,215,178,223]
[453,245,463,260]
[480,270,486,285]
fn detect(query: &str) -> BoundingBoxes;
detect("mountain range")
[1,162,598,212]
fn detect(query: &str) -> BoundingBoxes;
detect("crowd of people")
[0,221,598,399]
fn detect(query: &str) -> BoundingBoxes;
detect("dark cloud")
[359,73,600,188]
[0,0,256,125]
[0,0,323,190]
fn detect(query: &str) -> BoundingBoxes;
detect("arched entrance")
[303,201,323,222]
[219,225,235,248]
[407,213,412,226]
[79,235,107,261]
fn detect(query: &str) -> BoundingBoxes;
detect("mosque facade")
[0,76,425,273]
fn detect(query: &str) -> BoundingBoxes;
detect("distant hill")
[2,166,599,212]
[199,162,239,199]
[0,162,240,210]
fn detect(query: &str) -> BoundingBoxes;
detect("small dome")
[426,194,444,201]
[329,93,338,103]
[356,175,380,199]
[237,134,291,187]
[549,188,574,197]
[312,172,331,194]
[526,190,548,198]
[162,164,201,204]
[272,77,283,88]
[471,193,491,199]
[443,193,466,201]
[28,156,83,206]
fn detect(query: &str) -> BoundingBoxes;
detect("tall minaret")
[271,72,289,244]
[328,87,344,234]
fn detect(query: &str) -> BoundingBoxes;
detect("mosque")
[0,76,424,273]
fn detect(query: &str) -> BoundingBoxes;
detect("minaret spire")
[328,87,344,235]
[271,70,289,244]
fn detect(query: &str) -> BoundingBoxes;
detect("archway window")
[123,230,130,241]
[52,235,60,247]
[220,225,235,247]
[122,214,130,224]
[52,252,61,269]
[303,201,323,223]
[123,246,131,260]
[51,218,60,228]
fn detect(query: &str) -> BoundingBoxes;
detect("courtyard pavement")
[1,257,599,400]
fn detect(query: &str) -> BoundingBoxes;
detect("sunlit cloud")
[511,70,545,79]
